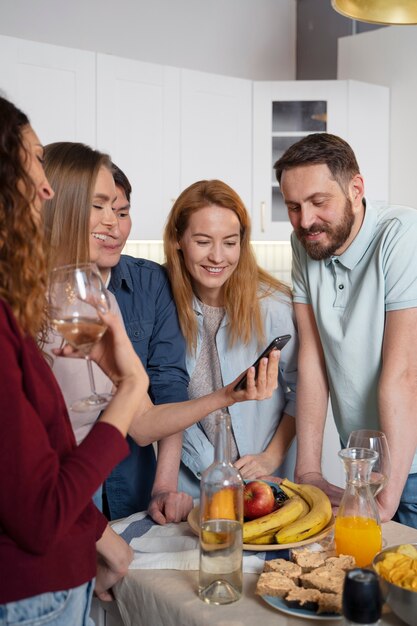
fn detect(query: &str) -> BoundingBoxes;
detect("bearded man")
[275,133,417,528]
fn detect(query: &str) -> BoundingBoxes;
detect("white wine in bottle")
[198,409,243,605]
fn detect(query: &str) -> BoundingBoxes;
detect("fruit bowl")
[187,505,334,551]
[372,543,417,626]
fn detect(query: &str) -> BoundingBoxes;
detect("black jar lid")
[343,568,382,624]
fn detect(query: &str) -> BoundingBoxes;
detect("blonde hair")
[163,179,291,353]
[0,97,48,339]
[43,142,111,269]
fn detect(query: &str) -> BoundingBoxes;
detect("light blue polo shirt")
[292,200,417,474]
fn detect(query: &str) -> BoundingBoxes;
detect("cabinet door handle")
[260,201,266,233]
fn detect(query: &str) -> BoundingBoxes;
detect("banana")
[246,497,310,544]
[275,479,332,544]
[279,483,299,499]
[243,494,306,543]
[249,532,276,545]
[291,492,310,516]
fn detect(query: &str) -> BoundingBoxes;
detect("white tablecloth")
[114,520,417,626]
[112,510,266,573]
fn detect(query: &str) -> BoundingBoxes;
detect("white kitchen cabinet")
[180,69,252,210]
[96,54,181,240]
[0,35,389,247]
[252,80,389,240]
[0,35,96,147]
[96,60,252,239]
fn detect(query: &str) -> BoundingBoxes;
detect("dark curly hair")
[0,95,48,338]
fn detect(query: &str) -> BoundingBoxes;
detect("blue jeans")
[0,581,95,626]
[393,472,417,529]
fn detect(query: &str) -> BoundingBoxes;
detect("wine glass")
[49,263,113,412]
[346,429,391,496]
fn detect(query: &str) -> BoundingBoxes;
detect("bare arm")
[293,303,343,504]
[136,353,281,523]
[234,412,295,479]
[148,433,193,525]
[59,316,279,514]
[112,389,192,525]
[128,350,279,446]
[95,525,133,601]
[294,303,328,478]
[377,307,417,521]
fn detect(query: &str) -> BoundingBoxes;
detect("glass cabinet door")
[252,80,350,241]
[272,101,327,222]
[252,80,388,241]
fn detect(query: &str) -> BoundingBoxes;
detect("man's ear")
[350,173,365,209]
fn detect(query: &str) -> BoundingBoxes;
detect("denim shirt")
[105,255,189,519]
[178,291,298,498]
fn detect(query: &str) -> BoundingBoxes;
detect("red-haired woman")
[164,179,299,497]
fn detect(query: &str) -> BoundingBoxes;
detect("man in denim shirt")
[95,164,191,524]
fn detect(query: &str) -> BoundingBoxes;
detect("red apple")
[243,480,276,520]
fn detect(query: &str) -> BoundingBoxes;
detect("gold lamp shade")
[331,0,417,25]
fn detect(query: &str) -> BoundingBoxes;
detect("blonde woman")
[164,179,299,497]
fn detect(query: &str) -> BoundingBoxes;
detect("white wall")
[338,26,417,209]
[0,0,296,80]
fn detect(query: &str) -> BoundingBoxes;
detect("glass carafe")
[198,409,243,605]
[334,447,382,568]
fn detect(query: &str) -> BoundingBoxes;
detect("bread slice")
[264,558,302,581]
[284,587,321,611]
[255,572,297,598]
[324,554,356,571]
[291,548,336,572]
[300,567,345,595]
[317,592,343,615]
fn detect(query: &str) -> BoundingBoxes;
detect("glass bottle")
[334,447,382,568]
[198,409,244,604]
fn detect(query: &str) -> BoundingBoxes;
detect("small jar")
[343,568,382,625]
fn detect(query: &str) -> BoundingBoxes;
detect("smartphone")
[233,334,291,391]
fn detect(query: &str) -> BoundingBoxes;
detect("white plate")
[261,595,342,621]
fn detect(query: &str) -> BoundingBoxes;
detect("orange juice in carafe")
[334,515,382,567]
[335,447,382,567]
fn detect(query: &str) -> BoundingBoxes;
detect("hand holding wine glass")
[346,429,391,496]
[49,263,113,412]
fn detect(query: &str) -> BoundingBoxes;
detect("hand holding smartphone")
[233,334,291,391]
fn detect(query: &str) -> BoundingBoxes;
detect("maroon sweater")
[0,300,129,603]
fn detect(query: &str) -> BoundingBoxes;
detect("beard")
[295,197,355,261]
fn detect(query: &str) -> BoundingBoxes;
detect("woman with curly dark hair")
[0,95,148,624]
